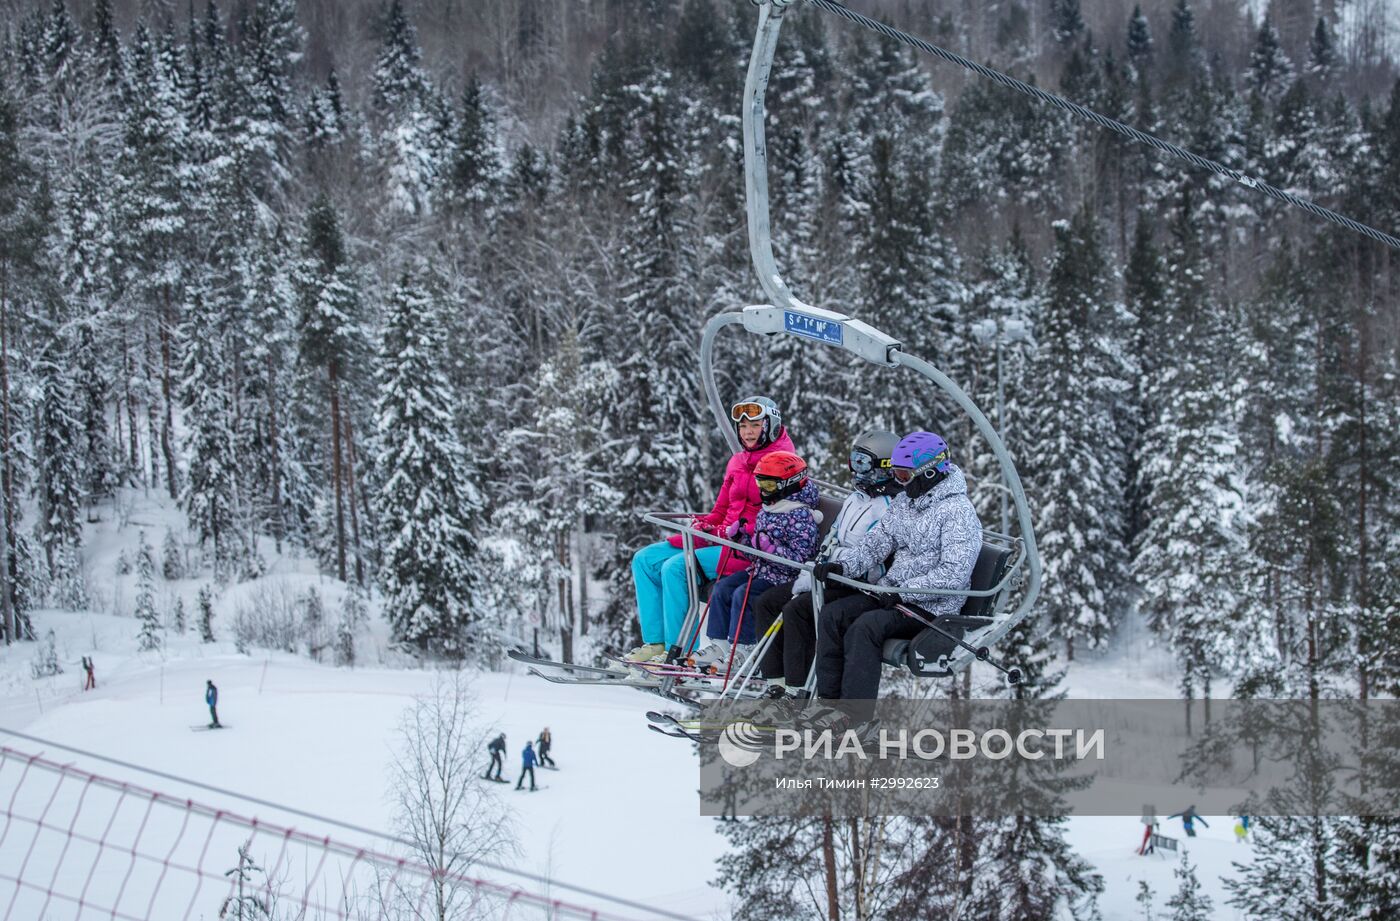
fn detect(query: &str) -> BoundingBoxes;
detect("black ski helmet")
[848,430,902,497]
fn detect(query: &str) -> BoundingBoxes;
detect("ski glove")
[813,561,844,585]
[755,532,777,555]
[723,518,748,540]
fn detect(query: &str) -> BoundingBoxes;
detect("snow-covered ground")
[0,490,1253,920]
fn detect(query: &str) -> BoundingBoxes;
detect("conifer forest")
[1,0,1400,913]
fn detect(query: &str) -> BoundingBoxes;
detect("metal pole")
[997,337,1008,537]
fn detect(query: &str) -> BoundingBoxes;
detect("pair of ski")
[508,650,762,700]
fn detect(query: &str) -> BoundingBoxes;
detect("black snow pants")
[816,596,923,722]
[755,582,858,687]
[486,751,503,780]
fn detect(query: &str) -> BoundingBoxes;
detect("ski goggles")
[731,401,769,422]
[892,451,949,484]
[848,450,892,476]
[755,473,802,496]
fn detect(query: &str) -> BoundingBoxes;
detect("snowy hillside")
[0,490,1258,920]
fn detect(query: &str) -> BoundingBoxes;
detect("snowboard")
[190,724,231,731]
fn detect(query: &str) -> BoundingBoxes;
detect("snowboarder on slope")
[81,656,96,691]
[537,728,555,768]
[1138,805,1160,855]
[485,733,506,781]
[1168,805,1209,837]
[516,741,538,791]
[205,680,221,728]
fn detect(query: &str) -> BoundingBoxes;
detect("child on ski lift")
[624,397,798,663]
[689,450,822,671]
[809,431,982,726]
[752,430,902,693]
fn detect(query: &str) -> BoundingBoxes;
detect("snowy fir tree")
[198,583,215,643]
[373,272,482,655]
[1167,852,1213,921]
[1021,207,1128,658]
[134,531,160,651]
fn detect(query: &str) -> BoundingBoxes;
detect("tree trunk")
[145,327,161,489]
[557,531,574,664]
[0,275,13,645]
[342,410,364,586]
[123,329,140,480]
[159,287,178,499]
[265,356,285,554]
[328,359,347,582]
[849,816,863,921]
[822,814,839,921]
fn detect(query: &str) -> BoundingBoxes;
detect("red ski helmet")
[754,451,808,504]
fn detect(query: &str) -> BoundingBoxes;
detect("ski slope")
[1,605,1254,920]
[0,490,1254,919]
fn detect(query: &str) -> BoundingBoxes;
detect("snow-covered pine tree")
[117,22,189,500]
[1134,186,1247,699]
[135,531,160,651]
[962,614,1103,920]
[1022,206,1128,658]
[442,73,503,217]
[371,0,450,215]
[179,283,244,580]
[198,583,215,643]
[373,272,482,655]
[33,339,84,578]
[162,528,182,580]
[301,586,324,662]
[296,195,360,583]
[1247,16,1293,104]
[1167,852,1213,921]
[172,595,187,634]
[597,60,707,644]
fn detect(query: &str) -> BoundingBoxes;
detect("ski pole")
[889,599,1023,685]
[721,567,759,691]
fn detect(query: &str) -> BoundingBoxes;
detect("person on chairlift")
[809,431,982,727]
[688,450,822,672]
[624,397,799,664]
[752,430,901,694]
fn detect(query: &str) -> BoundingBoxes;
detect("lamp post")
[971,315,1033,536]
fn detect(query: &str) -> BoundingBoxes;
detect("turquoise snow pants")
[631,541,724,648]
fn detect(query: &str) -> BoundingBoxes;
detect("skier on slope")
[624,396,801,664]
[516,741,538,791]
[484,733,507,781]
[1168,805,1209,837]
[809,431,982,727]
[752,431,900,695]
[689,450,823,671]
[205,680,222,728]
[537,728,556,768]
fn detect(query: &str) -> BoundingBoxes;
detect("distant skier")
[1234,815,1250,843]
[516,741,538,791]
[537,728,555,768]
[1168,805,1209,837]
[1137,805,1160,855]
[81,656,96,691]
[205,680,221,728]
[484,733,506,781]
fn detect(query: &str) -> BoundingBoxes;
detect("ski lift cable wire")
[0,727,699,921]
[802,0,1400,252]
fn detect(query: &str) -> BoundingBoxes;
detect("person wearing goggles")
[806,431,983,726]
[751,431,902,694]
[623,396,799,664]
[689,451,823,672]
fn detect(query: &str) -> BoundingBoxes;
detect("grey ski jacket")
[839,465,982,613]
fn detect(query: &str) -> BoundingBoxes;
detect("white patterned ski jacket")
[791,490,893,596]
[839,465,983,613]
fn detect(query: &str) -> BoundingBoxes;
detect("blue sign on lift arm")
[784,311,844,345]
